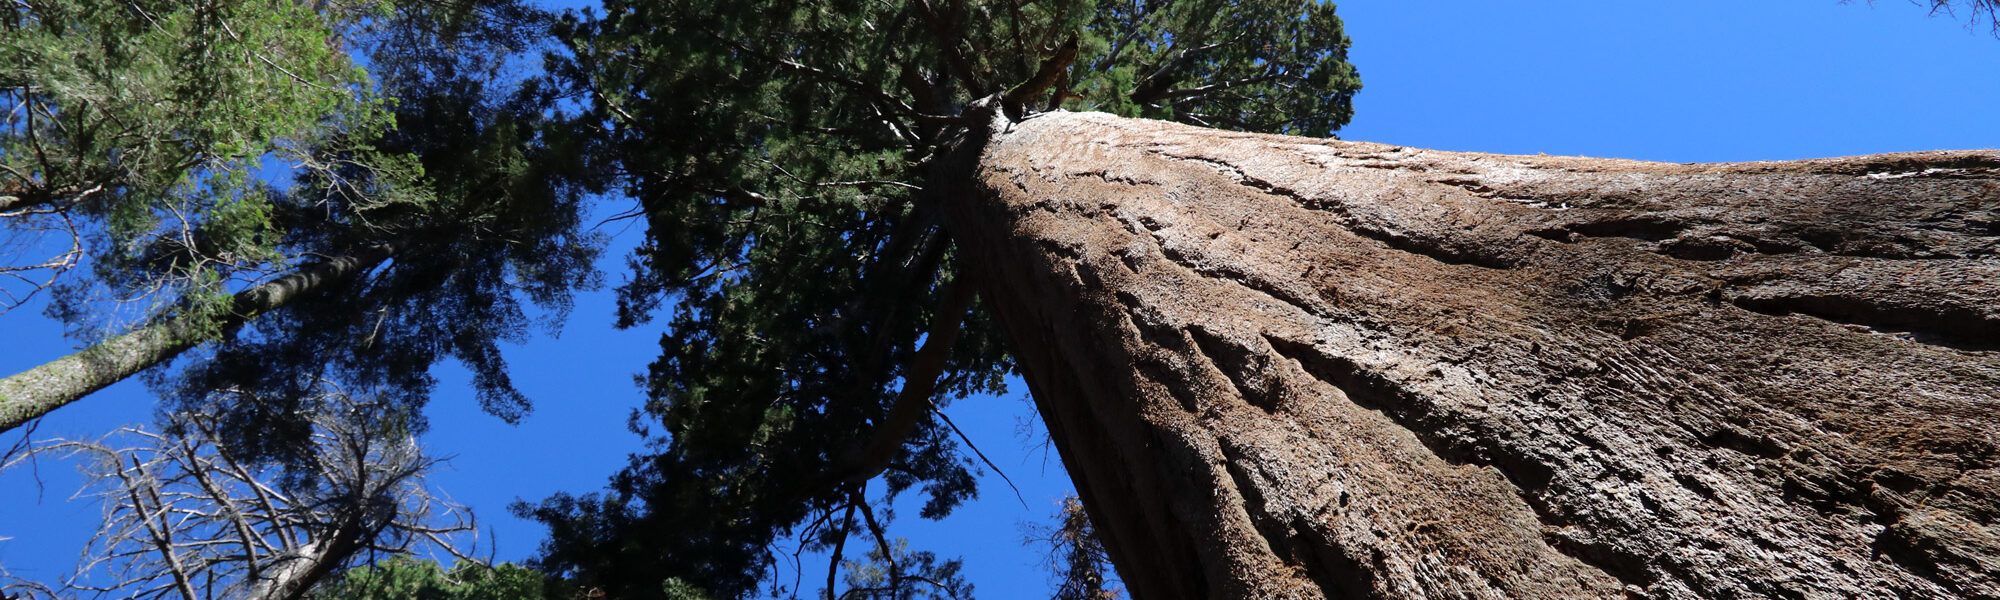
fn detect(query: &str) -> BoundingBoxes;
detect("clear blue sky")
[2,0,1996,597]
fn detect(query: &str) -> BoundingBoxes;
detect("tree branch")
[825,501,856,598]
[1137,74,1283,105]
[1001,37,1079,110]
[930,406,1027,509]
[912,0,988,97]
[836,278,977,488]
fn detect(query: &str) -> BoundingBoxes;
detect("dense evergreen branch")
[913,0,989,97]
[836,279,977,488]
[528,2,1360,595]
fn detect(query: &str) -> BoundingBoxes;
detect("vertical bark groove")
[950,111,2000,599]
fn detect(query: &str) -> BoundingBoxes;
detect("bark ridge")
[953,111,2000,599]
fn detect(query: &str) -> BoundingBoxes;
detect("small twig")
[930,406,1028,509]
[213,18,337,93]
[817,180,925,191]
[0,417,42,473]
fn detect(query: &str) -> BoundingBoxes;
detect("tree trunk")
[0,241,402,433]
[246,519,369,600]
[949,111,2000,599]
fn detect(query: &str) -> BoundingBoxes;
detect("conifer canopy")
[521,1,1361,597]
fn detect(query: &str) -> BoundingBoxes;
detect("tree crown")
[523,1,1359,597]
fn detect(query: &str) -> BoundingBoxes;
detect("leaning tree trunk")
[948,111,2000,599]
[0,241,402,433]
[247,519,369,600]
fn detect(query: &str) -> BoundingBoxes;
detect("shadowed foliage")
[0,0,611,453]
[309,557,574,600]
[517,1,1359,597]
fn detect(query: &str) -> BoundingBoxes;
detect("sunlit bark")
[953,111,2000,599]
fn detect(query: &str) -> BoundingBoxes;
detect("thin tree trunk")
[246,519,368,600]
[0,241,402,433]
[950,111,2000,599]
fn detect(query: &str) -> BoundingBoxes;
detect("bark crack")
[968,111,2000,599]
[1722,287,2000,353]
[1133,147,1519,270]
[1258,334,1653,591]
[1114,211,1333,319]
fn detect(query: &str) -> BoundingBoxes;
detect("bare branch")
[0,387,477,599]
[929,406,1027,509]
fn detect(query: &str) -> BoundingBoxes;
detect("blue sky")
[2,0,1996,597]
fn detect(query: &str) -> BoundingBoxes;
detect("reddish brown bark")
[950,111,2000,599]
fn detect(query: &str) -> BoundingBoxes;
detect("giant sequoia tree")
[526,1,2000,598]
[524,0,1356,596]
[11,0,1982,597]
[966,113,1999,598]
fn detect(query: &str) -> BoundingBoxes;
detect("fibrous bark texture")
[953,111,2000,599]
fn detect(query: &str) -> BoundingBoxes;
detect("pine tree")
[0,0,607,446]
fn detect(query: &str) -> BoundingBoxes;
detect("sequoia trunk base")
[951,112,2000,599]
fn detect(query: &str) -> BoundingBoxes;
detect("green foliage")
[1029,497,1121,600]
[3,0,609,465]
[0,0,387,204]
[661,578,715,600]
[0,0,395,310]
[312,557,572,600]
[1077,0,1359,132]
[840,538,974,600]
[161,1,609,463]
[522,1,1360,598]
